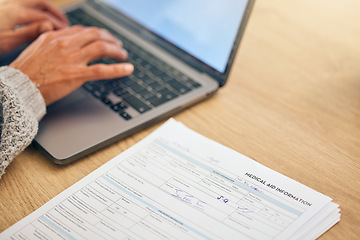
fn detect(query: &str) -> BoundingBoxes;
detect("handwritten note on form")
[1,118,340,240]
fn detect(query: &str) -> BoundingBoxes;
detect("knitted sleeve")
[0,66,46,178]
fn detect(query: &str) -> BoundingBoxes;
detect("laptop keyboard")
[67,9,201,120]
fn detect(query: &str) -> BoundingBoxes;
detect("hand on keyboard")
[67,9,202,121]
[10,25,134,105]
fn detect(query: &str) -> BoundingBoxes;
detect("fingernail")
[39,22,53,33]
[122,49,128,58]
[125,64,134,73]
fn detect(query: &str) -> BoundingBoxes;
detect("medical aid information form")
[1,119,339,240]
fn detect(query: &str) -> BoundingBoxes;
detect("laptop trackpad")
[35,89,124,161]
[45,89,90,114]
[45,89,103,117]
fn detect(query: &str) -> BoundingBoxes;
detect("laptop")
[35,0,255,164]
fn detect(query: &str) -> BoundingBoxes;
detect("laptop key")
[129,82,145,93]
[83,82,96,92]
[149,81,165,92]
[111,102,128,112]
[167,79,191,94]
[156,72,173,82]
[113,88,128,97]
[92,90,104,99]
[133,68,145,78]
[148,96,168,107]
[103,80,121,90]
[138,89,155,100]
[123,95,151,113]
[121,77,136,87]
[102,97,112,105]
[141,74,156,85]
[188,79,202,88]
[149,67,165,77]
[158,88,178,98]
[149,95,177,107]
[149,89,178,107]
[119,111,132,120]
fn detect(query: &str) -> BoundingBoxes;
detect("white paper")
[1,119,340,240]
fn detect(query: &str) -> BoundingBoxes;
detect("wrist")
[0,66,46,121]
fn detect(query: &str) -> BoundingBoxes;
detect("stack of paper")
[1,119,340,239]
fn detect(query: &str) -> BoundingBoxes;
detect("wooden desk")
[1,0,359,239]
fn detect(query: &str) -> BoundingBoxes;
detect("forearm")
[0,66,46,178]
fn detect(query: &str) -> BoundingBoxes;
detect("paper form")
[1,119,340,240]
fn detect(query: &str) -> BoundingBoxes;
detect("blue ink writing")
[173,189,206,209]
[217,196,229,203]
[217,196,253,213]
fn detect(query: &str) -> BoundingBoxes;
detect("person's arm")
[0,66,46,178]
[0,1,132,179]
[0,26,133,178]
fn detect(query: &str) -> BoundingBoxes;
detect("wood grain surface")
[1,0,359,239]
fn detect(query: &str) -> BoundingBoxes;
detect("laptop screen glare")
[101,0,249,73]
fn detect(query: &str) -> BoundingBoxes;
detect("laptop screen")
[101,0,249,73]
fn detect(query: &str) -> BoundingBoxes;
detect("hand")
[10,26,134,105]
[0,0,69,54]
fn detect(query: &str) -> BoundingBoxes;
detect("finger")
[35,10,68,29]
[18,21,54,41]
[0,21,54,52]
[83,63,134,82]
[54,25,85,35]
[70,27,123,49]
[43,11,68,29]
[37,0,70,25]
[38,25,84,42]
[19,25,83,56]
[38,21,54,33]
[22,0,69,26]
[18,8,67,29]
[80,41,128,63]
